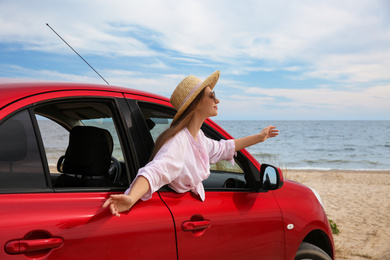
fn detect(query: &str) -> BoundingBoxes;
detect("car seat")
[54,126,117,187]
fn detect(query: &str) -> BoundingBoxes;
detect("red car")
[0,80,334,259]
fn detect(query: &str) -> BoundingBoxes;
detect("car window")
[0,110,47,192]
[34,99,129,189]
[137,101,246,190]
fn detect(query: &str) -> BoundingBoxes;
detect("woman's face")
[196,86,220,118]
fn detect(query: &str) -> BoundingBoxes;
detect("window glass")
[149,117,171,142]
[0,110,46,191]
[210,160,243,173]
[139,106,172,142]
[138,101,245,190]
[35,100,128,189]
[36,116,68,173]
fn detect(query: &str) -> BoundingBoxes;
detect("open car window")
[137,101,247,190]
[34,99,129,190]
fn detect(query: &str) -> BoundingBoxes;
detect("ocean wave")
[285,167,390,171]
[303,159,351,164]
[250,152,277,157]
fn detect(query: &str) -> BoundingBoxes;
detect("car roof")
[0,79,169,109]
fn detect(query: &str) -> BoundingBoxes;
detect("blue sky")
[1,0,389,120]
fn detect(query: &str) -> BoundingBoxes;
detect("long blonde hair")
[150,89,205,160]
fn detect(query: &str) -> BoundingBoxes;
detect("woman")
[103,71,278,217]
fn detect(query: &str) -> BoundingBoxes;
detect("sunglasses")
[209,91,218,103]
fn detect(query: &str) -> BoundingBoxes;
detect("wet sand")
[286,169,390,260]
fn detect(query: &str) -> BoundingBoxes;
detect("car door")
[0,90,176,259]
[133,100,285,259]
[159,190,284,260]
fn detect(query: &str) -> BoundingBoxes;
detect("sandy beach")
[286,169,390,260]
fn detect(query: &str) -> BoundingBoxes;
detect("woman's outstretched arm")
[234,125,278,152]
[102,176,150,217]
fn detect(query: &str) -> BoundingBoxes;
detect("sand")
[285,169,390,260]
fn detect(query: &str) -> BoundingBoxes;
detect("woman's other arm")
[234,125,278,152]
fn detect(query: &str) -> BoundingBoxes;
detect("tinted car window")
[0,110,46,191]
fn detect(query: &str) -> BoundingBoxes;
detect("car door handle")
[181,220,211,231]
[5,237,64,255]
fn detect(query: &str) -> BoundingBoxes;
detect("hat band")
[178,80,204,110]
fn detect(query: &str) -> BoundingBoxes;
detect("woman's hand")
[259,125,279,142]
[102,194,134,217]
[102,176,150,217]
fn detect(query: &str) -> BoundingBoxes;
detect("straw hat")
[170,70,220,124]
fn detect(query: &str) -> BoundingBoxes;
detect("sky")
[1,0,389,120]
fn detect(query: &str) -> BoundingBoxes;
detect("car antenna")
[46,23,110,85]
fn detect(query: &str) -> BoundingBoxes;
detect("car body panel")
[0,192,176,259]
[0,80,157,107]
[272,180,335,259]
[159,190,285,260]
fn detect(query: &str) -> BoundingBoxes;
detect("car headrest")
[63,126,113,176]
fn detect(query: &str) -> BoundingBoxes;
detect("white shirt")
[125,127,236,201]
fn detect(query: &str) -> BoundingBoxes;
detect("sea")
[39,120,390,171]
[215,120,390,171]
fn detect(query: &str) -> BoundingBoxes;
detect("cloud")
[0,64,104,83]
[304,52,390,83]
[1,0,389,119]
[215,83,390,120]
[2,1,389,64]
[0,63,185,98]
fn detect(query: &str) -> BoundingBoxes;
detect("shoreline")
[285,169,390,259]
[285,168,390,174]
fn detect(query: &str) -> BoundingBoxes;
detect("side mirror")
[259,164,283,191]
